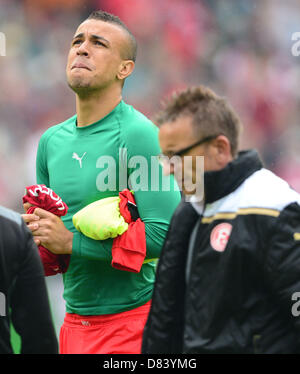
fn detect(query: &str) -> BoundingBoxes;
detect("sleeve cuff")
[72,231,82,257]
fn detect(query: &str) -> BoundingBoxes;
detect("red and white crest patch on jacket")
[210,223,232,252]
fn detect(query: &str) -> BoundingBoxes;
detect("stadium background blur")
[1,0,300,342]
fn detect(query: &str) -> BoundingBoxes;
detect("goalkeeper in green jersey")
[22,10,181,354]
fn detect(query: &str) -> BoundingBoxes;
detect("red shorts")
[59,301,151,354]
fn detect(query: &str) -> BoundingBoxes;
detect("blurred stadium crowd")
[1,0,300,212]
[1,0,300,339]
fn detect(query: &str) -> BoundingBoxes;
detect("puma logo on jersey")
[72,152,86,168]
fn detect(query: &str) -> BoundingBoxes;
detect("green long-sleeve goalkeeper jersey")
[36,100,181,315]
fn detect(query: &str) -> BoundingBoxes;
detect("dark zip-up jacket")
[142,150,300,354]
[0,206,58,354]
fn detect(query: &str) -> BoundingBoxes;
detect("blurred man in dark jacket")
[0,205,58,354]
[142,85,300,354]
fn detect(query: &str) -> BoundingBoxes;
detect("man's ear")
[214,135,233,165]
[117,60,135,81]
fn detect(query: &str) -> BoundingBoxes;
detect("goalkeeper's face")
[66,19,134,94]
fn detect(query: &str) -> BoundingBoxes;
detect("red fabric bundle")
[111,189,147,273]
[23,184,70,276]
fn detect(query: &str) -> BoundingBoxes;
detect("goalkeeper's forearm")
[71,230,113,261]
[71,220,169,262]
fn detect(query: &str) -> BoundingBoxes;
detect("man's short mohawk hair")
[88,10,125,25]
[87,10,137,62]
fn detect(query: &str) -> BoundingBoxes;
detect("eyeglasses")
[157,135,218,165]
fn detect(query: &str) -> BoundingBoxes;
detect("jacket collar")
[204,149,263,204]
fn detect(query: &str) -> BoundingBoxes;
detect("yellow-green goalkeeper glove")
[72,196,128,240]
